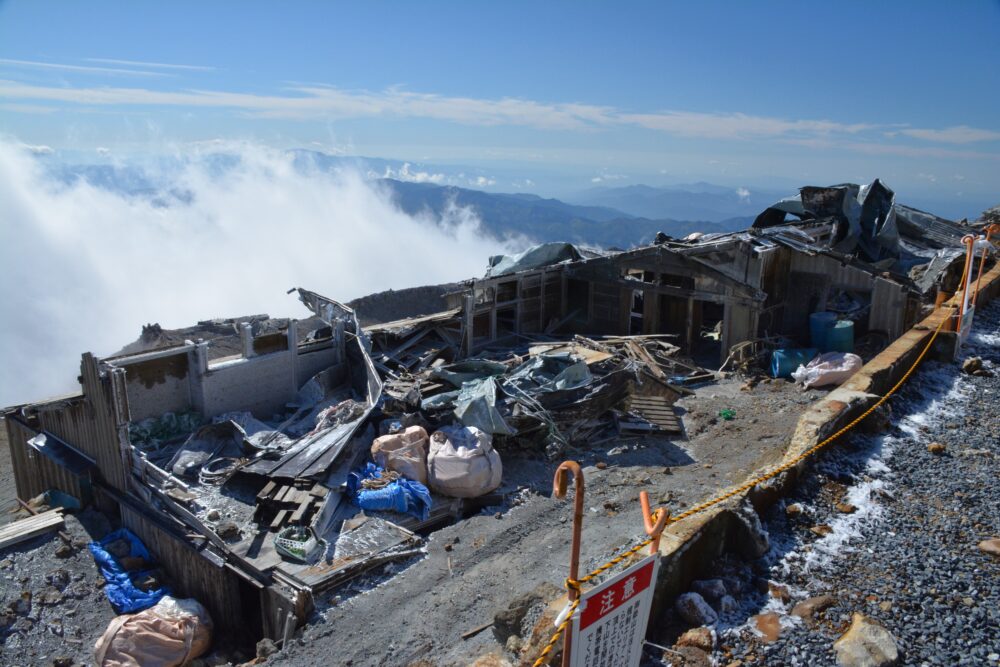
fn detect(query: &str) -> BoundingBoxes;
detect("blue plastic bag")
[88,528,169,614]
[347,463,432,521]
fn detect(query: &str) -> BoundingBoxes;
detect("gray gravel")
[701,300,1000,666]
[0,510,117,667]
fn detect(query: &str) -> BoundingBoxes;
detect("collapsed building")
[2,179,992,652]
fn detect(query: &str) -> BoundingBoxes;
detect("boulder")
[785,503,804,518]
[256,638,279,659]
[666,646,712,667]
[45,569,71,590]
[978,538,1000,558]
[961,357,983,374]
[833,613,899,667]
[216,521,241,540]
[676,626,714,652]
[8,592,31,616]
[675,592,718,626]
[691,579,727,602]
[791,594,837,619]
[717,594,738,614]
[768,582,791,603]
[39,586,63,606]
[752,612,781,642]
[927,442,946,455]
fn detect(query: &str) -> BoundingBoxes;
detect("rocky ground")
[0,510,117,666]
[264,376,819,667]
[654,300,1000,666]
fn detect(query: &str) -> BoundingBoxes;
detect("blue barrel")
[771,348,819,378]
[826,320,854,353]
[809,312,837,350]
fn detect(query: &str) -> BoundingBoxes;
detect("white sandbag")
[94,596,213,667]
[427,425,502,498]
[371,425,429,484]
[791,352,863,389]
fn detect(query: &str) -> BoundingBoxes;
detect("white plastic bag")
[427,425,502,498]
[791,352,863,389]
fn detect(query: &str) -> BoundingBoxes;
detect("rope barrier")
[532,306,956,666]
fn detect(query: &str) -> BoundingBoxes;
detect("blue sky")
[1,0,998,212]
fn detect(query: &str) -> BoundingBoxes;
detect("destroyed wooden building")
[3,290,381,642]
[1,179,988,648]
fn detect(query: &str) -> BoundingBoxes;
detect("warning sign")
[569,554,659,667]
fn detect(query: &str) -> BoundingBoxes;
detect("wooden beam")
[0,510,64,550]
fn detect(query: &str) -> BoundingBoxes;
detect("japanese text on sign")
[570,554,658,667]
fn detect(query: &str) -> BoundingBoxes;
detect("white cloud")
[591,172,627,184]
[0,140,512,404]
[0,58,167,78]
[0,80,879,140]
[470,176,495,187]
[2,77,998,156]
[621,110,874,139]
[86,58,215,72]
[736,187,751,201]
[18,143,53,155]
[379,162,445,184]
[96,146,111,156]
[899,125,1000,144]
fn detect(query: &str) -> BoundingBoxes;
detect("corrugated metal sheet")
[5,418,91,504]
[35,353,127,491]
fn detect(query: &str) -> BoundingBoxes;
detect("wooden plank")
[257,480,278,501]
[289,498,312,525]
[270,509,289,530]
[0,512,65,549]
[0,515,62,540]
[462,621,494,640]
[308,483,328,499]
[382,327,433,363]
[282,489,304,506]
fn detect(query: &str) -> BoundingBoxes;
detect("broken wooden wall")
[121,505,247,632]
[30,353,128,493]
[4,417,91,505]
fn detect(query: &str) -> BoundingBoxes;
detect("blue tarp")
[347,463,432,521]
[88,528,169,614]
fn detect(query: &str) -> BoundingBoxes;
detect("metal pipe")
[639,490,669,555]
[972,224,1000,307]
[552,460,584,667]
[957,235,977,333]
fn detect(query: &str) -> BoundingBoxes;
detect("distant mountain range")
[383,179,752,248]
[571,182,791,223]
[44,153,755,249]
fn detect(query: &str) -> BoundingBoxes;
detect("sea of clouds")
[0,140,513,405]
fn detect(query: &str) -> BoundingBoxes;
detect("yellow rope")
[532,307,955,666]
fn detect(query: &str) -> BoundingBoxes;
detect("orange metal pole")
[956,235,976,333]
[553,461,584,667]
[639,491,669,556]
[972,224,999,307]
